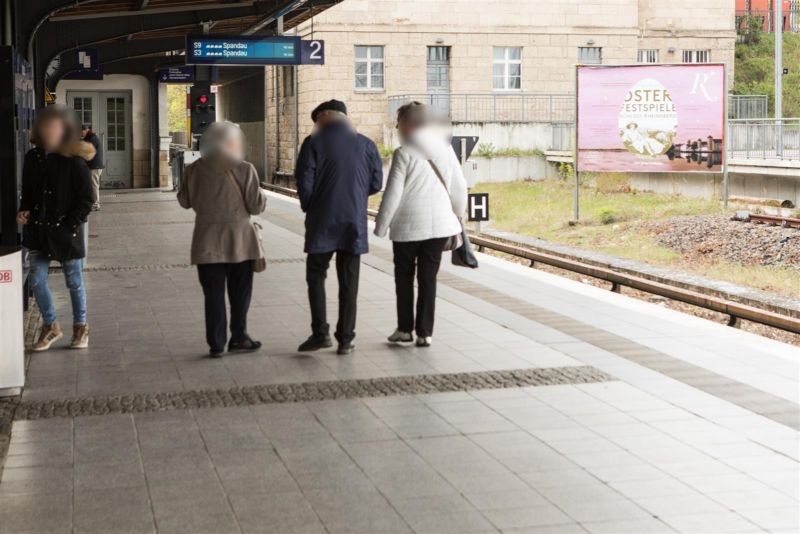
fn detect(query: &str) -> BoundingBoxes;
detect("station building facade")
[265,0,736,176]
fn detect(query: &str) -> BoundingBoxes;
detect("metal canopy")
[20,0,339,95]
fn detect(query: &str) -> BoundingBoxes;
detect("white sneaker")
[387,330,413,343]
[416,336,432,347]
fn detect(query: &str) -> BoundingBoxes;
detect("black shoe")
[209,348,224,358]
[297,335,333,352]
[336,343,355,355]
[228,338,262,353]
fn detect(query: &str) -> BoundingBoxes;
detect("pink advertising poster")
[577,64,725,173]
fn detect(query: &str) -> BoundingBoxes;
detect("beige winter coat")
[177,155,267,265]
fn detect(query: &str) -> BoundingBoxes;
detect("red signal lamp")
[198,95,209,104]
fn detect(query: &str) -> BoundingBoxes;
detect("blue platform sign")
[186,35,300,66]
[159,66,195,83]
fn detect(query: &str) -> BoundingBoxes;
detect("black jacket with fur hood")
[20,140,95,261]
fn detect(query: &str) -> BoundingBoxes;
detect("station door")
[67,91,132,189]
[427,46,450,117]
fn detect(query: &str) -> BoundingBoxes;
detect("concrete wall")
[629,172,800,205]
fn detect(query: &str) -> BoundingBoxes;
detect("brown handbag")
[226,170,267,273]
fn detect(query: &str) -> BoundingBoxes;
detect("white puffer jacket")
[374,129,468,242]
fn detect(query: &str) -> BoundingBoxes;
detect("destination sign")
[186,35,300,66]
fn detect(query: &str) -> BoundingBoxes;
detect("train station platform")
[1,190,798,534]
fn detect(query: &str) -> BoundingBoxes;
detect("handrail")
[261,182,800,336]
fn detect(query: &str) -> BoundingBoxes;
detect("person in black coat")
[17,105,95,352]
[294,100,383,355]
[80,124,105,210]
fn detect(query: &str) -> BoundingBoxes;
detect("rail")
[261,182,800,335]
[729,118,800,161]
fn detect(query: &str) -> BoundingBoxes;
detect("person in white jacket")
[374,102,468,347]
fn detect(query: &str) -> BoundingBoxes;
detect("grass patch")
[470,180,799,297]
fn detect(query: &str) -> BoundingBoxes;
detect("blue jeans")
[29,252,87,326]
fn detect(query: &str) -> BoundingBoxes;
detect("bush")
[475,142,497,158]
[598,209,617,225]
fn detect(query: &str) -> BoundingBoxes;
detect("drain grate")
[14,366,612,420]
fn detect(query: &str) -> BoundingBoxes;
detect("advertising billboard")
[577,64,725,173]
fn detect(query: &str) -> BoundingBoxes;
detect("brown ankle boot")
[70,324,89,349]
[32,323,63,352]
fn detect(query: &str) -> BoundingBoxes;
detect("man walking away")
[81,124,105,210]
[295,100,383,355]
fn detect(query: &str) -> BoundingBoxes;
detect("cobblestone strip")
[14,366,612,421]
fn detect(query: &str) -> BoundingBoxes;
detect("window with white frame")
[355,46,384,90]
[682,49,710,63]
[492,47,522,91]
[637,49,659,64]
[578,47,602,64]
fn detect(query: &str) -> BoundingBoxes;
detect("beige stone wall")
[265,0,736,175]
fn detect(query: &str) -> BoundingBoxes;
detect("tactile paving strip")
[54,258,307,273]
[14,366,612,421]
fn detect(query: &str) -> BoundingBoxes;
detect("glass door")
[67,90,132,189]
[427,46,450,117]
[101,92,132,188]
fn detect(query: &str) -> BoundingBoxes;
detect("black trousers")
[306,251,360,345]
[393,237,447,337]
[197,260,254,351]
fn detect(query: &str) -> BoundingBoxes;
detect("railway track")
[739,213,800,229]
[261,182,800,336]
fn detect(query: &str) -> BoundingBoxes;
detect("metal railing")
[729,118,800,161]
[388,93,768,124]
[728,95,768,119]
[387,93,574,124]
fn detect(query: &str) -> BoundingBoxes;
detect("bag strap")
[427,159,460,219]
[225,170,248,212]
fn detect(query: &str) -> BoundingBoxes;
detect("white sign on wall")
[0,248,25,393]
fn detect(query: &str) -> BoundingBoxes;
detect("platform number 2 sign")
[301,40,325,65]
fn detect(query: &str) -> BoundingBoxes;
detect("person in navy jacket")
[294,100,383,355]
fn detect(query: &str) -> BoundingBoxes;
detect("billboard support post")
[723,65,730,209]
[573,65,580,222]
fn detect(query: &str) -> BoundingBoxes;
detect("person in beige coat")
[178,121,267,357]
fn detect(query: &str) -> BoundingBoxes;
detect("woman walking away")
[374,102,467,347]
[17,105,95,351]
[178,121,267,357]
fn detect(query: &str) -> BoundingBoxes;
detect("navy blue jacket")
[295,122,383,255]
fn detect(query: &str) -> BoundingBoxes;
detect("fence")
[736,3,800,33]
[388,93,768,125]
[728,95,768,119]
[728,118,800,161]
[387,93,574,124]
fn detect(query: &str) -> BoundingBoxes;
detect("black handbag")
[427,160,479,269]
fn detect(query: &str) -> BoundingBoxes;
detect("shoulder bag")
[226,170,267,273]
[427,160,479,269]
